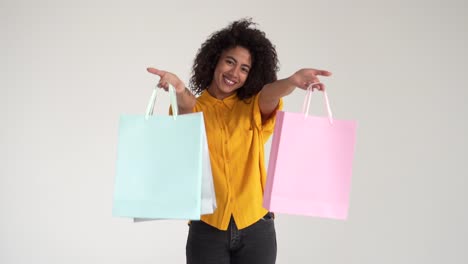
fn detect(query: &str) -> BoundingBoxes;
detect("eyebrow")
[226,55,251,69]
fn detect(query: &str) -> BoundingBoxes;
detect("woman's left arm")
[258,68,332,121]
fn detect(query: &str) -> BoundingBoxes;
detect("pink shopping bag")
[263,88,357,220]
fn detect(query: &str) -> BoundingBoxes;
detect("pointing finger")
[147,67,166,77]
[314,69,332,76]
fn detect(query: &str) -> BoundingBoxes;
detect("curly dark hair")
[189,18,279,100]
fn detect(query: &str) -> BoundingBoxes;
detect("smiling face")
[207,46,252,100]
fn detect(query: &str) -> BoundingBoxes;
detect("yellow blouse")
[194,90,283,230]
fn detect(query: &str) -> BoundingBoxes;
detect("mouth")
[223,75,237,87]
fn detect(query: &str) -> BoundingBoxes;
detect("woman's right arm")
[147,67,196,114]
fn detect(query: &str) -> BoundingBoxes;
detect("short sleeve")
[168,105,198,115]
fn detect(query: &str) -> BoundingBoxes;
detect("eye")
[241,67,250,73]
[226,59,234,65]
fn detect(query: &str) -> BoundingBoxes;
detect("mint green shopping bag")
[113,86,216,220]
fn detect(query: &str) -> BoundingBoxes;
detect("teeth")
[224,77,235,86]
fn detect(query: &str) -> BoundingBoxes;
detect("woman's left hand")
[287,68,332,91]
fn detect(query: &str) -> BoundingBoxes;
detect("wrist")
[282,77,296,95]
[285,76,296,87]
[175,84,186,94]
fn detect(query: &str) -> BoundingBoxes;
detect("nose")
[228,65,241,78]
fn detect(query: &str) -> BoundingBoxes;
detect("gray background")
[2,0,467,263]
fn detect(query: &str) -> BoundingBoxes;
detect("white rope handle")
[145,84,178,120]
[301,83,334,124]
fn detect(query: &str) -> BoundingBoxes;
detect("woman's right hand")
[147,67,185,93]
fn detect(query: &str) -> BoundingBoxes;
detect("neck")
[207,85,231,100]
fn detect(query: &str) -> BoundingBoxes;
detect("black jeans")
[186,213,277,264]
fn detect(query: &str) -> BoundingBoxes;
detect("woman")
[147,18,331,264]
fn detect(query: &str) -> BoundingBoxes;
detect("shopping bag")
[263,87,357,220]
[113,85,216,220]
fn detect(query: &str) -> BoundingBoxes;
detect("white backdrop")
[2,0,467,263]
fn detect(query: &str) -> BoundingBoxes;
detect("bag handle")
[301,83,334,124]
[145,84,178,120]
